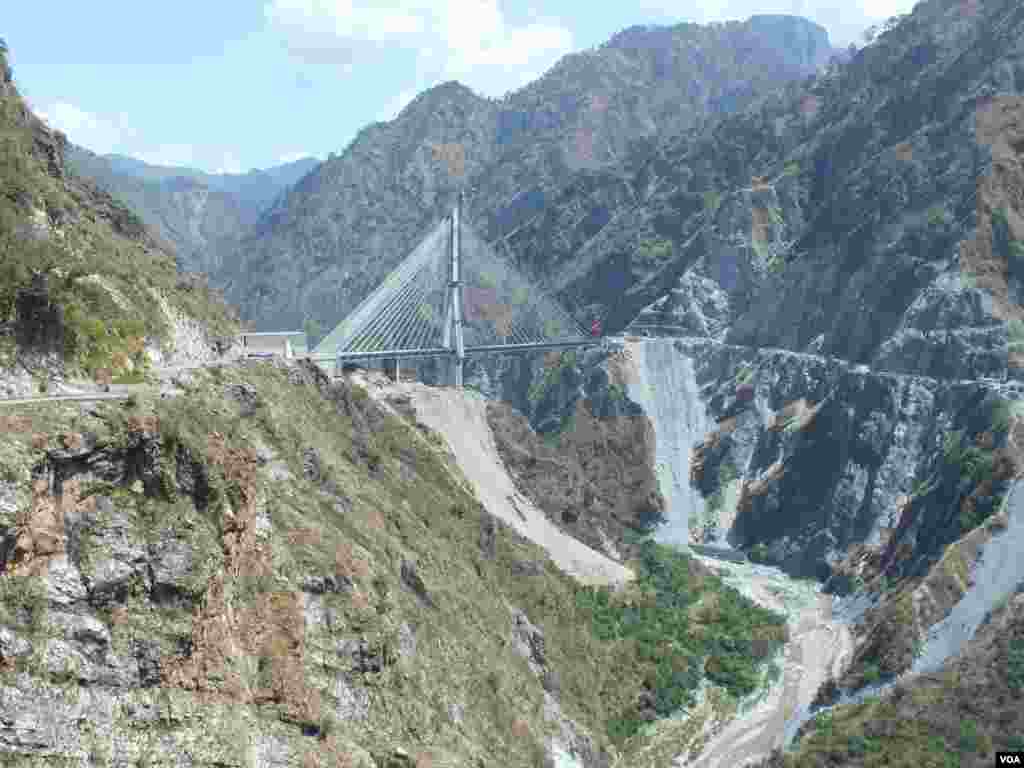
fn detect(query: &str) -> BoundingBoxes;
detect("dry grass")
[751,206,770,244]
[127,414,160,436]
[893,142,914,162]
[511,717,531,740]
[429,142,465,178]
[363,508,386,531]
[0,415,32,434]
[287,527,323,547]
[94,368,112,388]
[336,540,370,582]
[350,590,371,613]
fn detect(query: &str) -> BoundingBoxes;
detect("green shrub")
[783,162,800,175]
[749,543,770,563]
[814,711,834,738]
[943,430,965,464]
[1007,734,1024,750]
[847,733,882,756]
[958,719,980,752]
[993,206,1010,234]
[911,473,938,498]
[706,489,724,516]
[926,205,948,228]
[1008,639,1024,693]
[960,446,995,484]
[1008,319,1024,350]
[703,190,722,215]
[0,575,47,633]
[993,399,1024,432]
[636,237,673,265]
[863,663,881,684]
[943,430,995,485]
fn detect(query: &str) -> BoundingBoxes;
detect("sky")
[2,0,917,175]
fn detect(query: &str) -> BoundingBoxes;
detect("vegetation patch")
[1008,638,1024,693]
[942,430,994,486]
[527,349,576,407]
[572,540,787,745]
[635,236,674,267]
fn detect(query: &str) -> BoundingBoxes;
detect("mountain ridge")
[65,146,321,275]
[220,14,837,333]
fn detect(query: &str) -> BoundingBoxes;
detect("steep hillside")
[65,148,319,275]
[0,355,796,766]
[223,15,835,333]
[0,43,239,391]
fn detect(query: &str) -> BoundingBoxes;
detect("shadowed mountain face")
[221,15,835,333]
[65,148,319,275]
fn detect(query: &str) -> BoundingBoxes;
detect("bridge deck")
[305,338,604,364]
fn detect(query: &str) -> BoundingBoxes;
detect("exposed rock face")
[661,337,1023,582]
[486,352,664,560]
[13,274,64,356]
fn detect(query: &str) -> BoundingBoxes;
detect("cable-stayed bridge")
[310,192,601,386]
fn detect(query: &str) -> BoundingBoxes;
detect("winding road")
[0,363,215,407]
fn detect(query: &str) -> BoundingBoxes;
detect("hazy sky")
[3,0,917,174]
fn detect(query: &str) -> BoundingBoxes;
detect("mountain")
[0,42,791,768]
[65,148,319,274]
[223,15,836,332]
[3,1,1024,764]
[96,152,320,210]
[468,0,1024,387]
